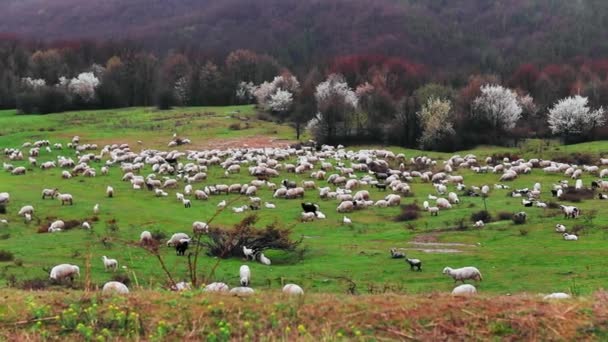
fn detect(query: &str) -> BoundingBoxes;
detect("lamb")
[555,224,566,233]
[176,192,185,202]
[41,188,58,199]
[474,220,485,228]
[452,284,477,296]
[423,201,439,216]
[171,281,192,292]
[563,233,578,241]
[264,202,276,209]
[204,282,230,292]
[343,216,352,225]
[18,205,34,216]
[243,246,255,260]
[93,204,100,215]
[601,193,608,200]
[182,198,192,208]
[282,284,304,295]
[57,193,73,205]
[0,192,9,204]
[442,266,482,283]
[61,170,72,179]
[82,221,91,229]
[315,211,326,219]
[102,256,118,271]
[258,252,271,265]
[240,265,251,286]
[106,186,114,198]
[102,281,129,295]
[406,257,422,271]
[50,264,80,282]
[448,192,460,204]
[543,292,571,300]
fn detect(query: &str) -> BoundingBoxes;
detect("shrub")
[571,225,585,235]
[560,187,594,202]
[16,86,70,114]
[0,250,14,261]
[228,123,242,130]
[490,152,520,163]
[471,210,492,223]
[395,203,421,222]
[19,278,49,290]
[512,214,527,225]
[156,88,177,110]
[203,215,302,258]
[553,153,594,165]
[151,230,167,242]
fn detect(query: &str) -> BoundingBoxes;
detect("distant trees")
[311,74,358,144]
[548,95,605,142]
[472,84,522,132]
[417,98,455,151]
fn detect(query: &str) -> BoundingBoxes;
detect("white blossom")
[253,81,276,108]
[236,81,256,102]
[315,74,358,109]
[548,95,605,135]
[67,72,100,102]
[174,77,189,104]
[21,77,46,90]
[268,89,293,112]
[472,84,522,130]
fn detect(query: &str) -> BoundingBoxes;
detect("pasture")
[1,106,608,296]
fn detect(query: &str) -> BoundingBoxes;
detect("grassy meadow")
[0,106,608,298]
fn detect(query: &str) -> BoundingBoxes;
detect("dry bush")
[471,210,491,222]
[19,277,50,290]
[561,187,595,202]
[228,123,242,130]
[0,250,14,261]
[553,153,594,165]
[490,152,520,163]
[203,215,301,258]
[497,212,513,221]
[395,203,421,221]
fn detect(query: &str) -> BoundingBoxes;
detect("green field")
[1,106,608,296]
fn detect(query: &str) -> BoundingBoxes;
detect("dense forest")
[1,0,608,150]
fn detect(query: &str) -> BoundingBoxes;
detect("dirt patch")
[409,242,478,248]
[411,234,439,243]
[401,248,462,253]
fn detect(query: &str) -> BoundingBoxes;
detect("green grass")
[1,106,608,296]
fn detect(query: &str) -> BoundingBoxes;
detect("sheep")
[192,221,208,234]
[230,287,255,296]
[166,233,190,246]
[182,198,192,208]
[282,284,304,295]
[42,188,58,199]
[301,212,316,222]
[57,193,73,205]
[543,292,571,300]
[448,192,460,204]
[61,170,72,179]
[258,252,271,265]
[102,256,118,271]
[240,265,251,286]
[499,170,517,181]
[11,166,26,175]
[301,202,319,214]
[452,284,477,296]
[474,220,485,228]
[389,248,405,259]
[50,264,80,282]
[0,192,9,204]
[436,198,452,209]
[49,220,65,231]
[170,281,192,292]
[336,201,354,213]
[194,190,208,200]
[563,233,578,241]
[204,282,230,292]
[385,194,401,206]
[343,216,352,225]
[106,186,114,198]
[93,203,100,215]
[102,281,129,295]
[243,246,255,260]
[217,200,226,208]
[555,224,566,233]
[82,221,91,229]
[406,257,422,271]
[18,205,34,216]
[175,238,190,255]
[140,231,153,245]
[374,199,389,207]
[264,202,276,209]
[601,193,608,200]
[442,266,482,283]
[559,205,580,219]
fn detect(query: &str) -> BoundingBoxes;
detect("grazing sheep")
[204,282,230,292]
[50,264,80,281]
[282,284,304,295]
[543,292,571,300]
[18,205,34,216]
[343,216,352,225]
[230,287,255,296]
[555,224,566,233]
[175,238,190,255]
[301,212,316,222]
[194,190,208,200]
[41,188,58,199]
[436,198,452,209]
[102,256,118,271]
[61,171,72,179]
[390,248,405,259]
[106,186,114,198]
[192,221,209,234]
[563,233,578,241]
[448,192,460,204]
[452,284,477,296]
[474,220,485,228]
[11,166,26,175]
[57,193,73,205]
[559,205,580,219]
[243,246,255,260]
[403,256,422,271]
[258,253,271,265]
[82,221,91,229]
[182,198,192,208]
[166,233,190,246]
[442,266,482,283]
[140,231,153,245]
[93,204,100,215]
[102,281,129,295]
[0,192,9,204]
[240,265,251,286]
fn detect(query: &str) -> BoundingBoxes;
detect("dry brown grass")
[0,289,606,341]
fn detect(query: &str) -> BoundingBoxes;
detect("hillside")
[1,0,608,68]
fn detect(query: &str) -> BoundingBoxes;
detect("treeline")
[2,39,608,150]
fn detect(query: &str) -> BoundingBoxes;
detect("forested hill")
[1,0,607,70]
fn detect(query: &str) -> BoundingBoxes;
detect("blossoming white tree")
[547,95,605,136]
[268,89,293,112]
[21,77,46,90]
[417,97,455,150]
[310,74,358,142]
[472,84,522,130]
[67,72,100,102]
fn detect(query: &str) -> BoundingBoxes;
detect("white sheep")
[301,212,316,222]
[192,221,209,234]
[315,211,326,219]
[451,284,477,296]
[436,198,452,209]
[264,202,276,209]
[102,256,118,271]
[182,198,192,208]
[93,204,100,215]
[56,193,73,205]
[473,220,485,228]
[140,230,153,244]
[563,233,578,241]
[50,264,80,281]
[448,192,459,204]
[543,292,571,300]
[555,224,566,233]
[166,233,190,246]
[82,222,91,229]
[49,220,65,231]
[102,281,129,295]
[204,282,230,292]
[61,169,72,178]
[258,253,271,265]
[106,186,114,198]
[229,287,255,296]
[240,265,251,286]
[18,205,34,216]
[442,266,483,283]
[282,284,304,295]
[343,216,352,225]
[336,201,354,213]
[243,246,255,260]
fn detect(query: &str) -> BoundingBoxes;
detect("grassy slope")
[1,107,608,297]
[1,289,607,341]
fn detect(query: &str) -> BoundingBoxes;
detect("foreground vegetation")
[1,106,608,298]
[2,289,608,341]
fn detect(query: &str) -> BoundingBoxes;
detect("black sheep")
[375,173,388,181]
[406,258,422,271]
[175,239,189,256]
[374,183,387,191]
[282,179,297,189]
[301,202,319,214]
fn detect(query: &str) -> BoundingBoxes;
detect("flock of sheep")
[2,134,607,299]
